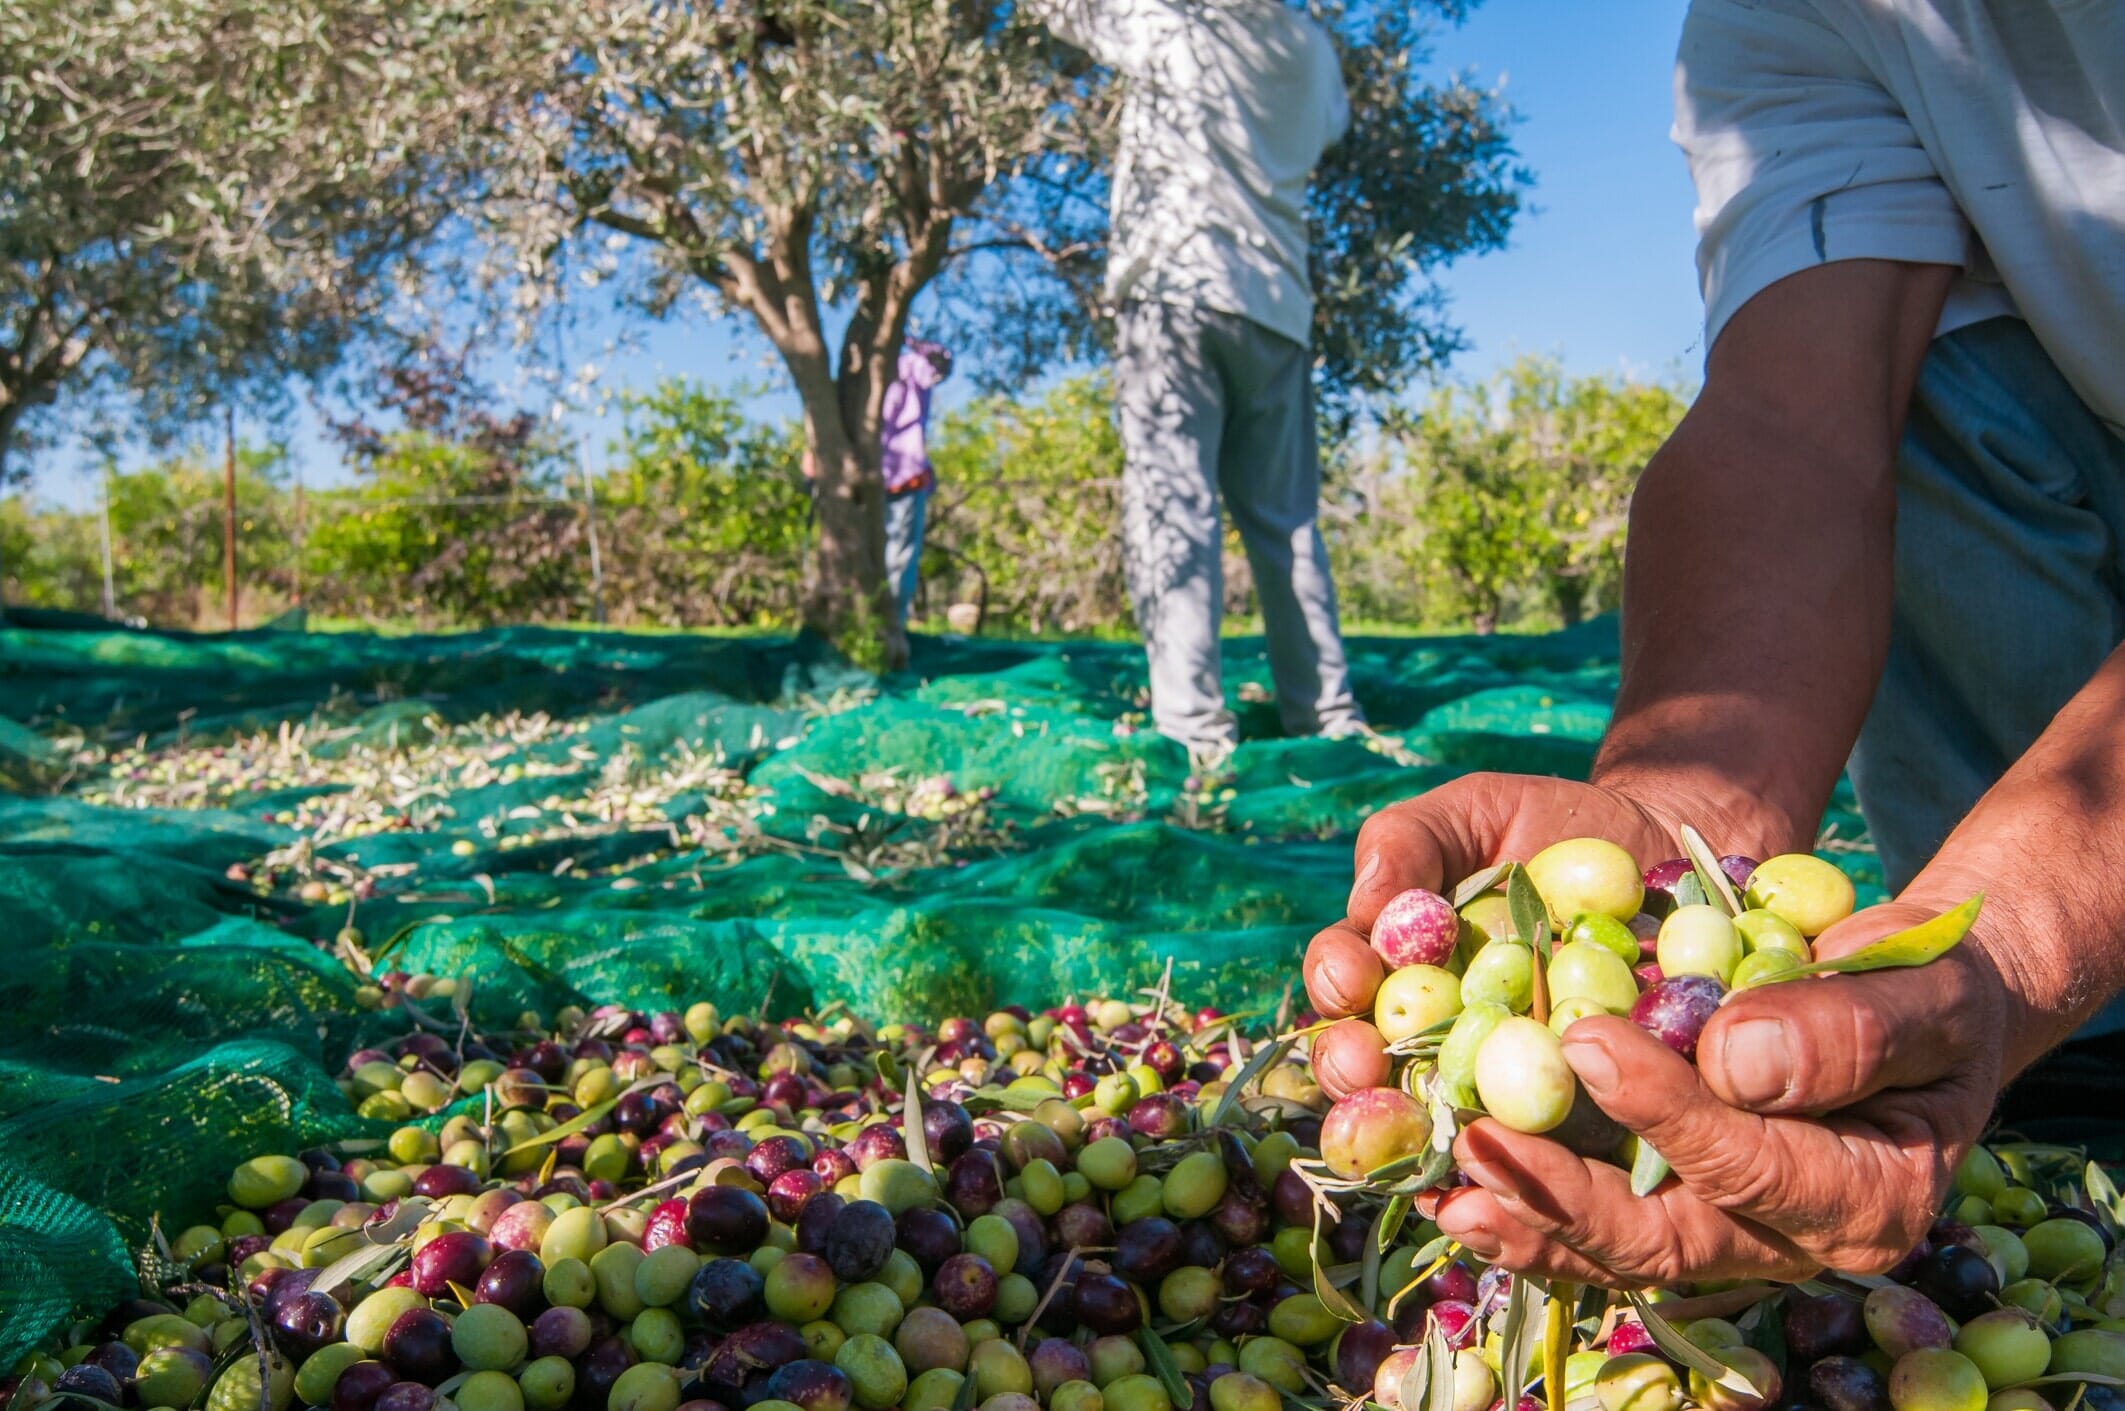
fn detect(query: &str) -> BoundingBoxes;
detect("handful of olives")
[1302,831,1967,1181]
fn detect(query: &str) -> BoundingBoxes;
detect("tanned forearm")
[1589,260,1958,856]
[1902,644,2125,1076]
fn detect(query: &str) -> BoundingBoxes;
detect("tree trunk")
[800,408,904,673]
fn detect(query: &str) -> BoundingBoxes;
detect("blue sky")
[33,0,1703,510]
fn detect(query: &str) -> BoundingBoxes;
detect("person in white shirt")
[1028,0,1366,759]
[1303,0,2125,1282]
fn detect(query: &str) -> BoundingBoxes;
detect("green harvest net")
[0,611,1886,1362]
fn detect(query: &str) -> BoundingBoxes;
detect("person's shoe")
[1183,737,1236,773]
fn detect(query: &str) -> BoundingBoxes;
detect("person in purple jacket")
[878,338,953,620]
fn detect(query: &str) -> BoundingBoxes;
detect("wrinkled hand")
[1305,771,2016,1282]
[1430,898,2011,1283]
[1303,774,1717,1018]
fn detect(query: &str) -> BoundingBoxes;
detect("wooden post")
[292,463,306,607]
[99,462,117,620]
[223,406,238,630]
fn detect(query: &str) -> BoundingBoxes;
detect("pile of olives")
[1590,1142,2125,1411]
[8,914,2120,1411]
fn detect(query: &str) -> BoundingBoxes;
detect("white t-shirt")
[1674,0,2125,437]
[1029,0,1348,348]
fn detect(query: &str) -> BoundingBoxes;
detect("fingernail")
[1457,1155,1498,1190]
[1354,851,1380,894]
[1718,1017,1795,1107]
[1564,1034,1620,1096]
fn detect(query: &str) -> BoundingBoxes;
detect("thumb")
[1697,911,1992,1113]
[1347,774,1524,927]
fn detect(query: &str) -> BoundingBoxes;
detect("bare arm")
[1594,257,1955,849]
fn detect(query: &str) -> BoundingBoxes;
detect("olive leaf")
[1734,896,1982,990]
[1544,1282,1577,1411]
[1628,1138,1671,1197]
[903,1067,933,1176]
[1362,1202,1401,1313]
[1377,1194,1413,1253]
[874,1047,902,1093]
[1499,1275,1548,1411]
[1679,824,1744,917]
[1423,1311,1458,1411]
[498,1088,620,1155]
[951,1363,980,1411]
[1137,1325,1194,1407]
[2008,1376,2125,1390]
[2087,1159,2125,1225]
[1453,863,1513,909]
[1505,865,1551,952]
[1211,1037,1291,1128]
[1311,1200,1370,1324]
[1373,1146,1457,1197]
[1625,1293,1771,1399]
[311,1197,429,1296]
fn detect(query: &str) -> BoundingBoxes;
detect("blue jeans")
[884,486,929,622]
[1850,316,2125,1040]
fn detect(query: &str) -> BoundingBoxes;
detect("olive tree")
[0,0,473,479]
[454,0,1519,667]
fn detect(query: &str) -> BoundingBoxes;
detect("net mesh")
[0,612,1886,1362]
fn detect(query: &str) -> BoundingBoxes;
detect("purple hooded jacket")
[879,339,950,495]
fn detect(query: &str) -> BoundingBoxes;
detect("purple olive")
[923,1101,975,1163]
[1335,1320,1396,1393]
[895,1207,961,1273]
[763,1361,853,1411]
[373,1384,435,1411]
[795,1193,846,1256]
[1629,974,1726,1059]
[80,1343,138,1387]
[1424,1262,1479,1306]
[1640,859,1692,917]
[944,1151,1005,1219]
[381,1308,458,1384]
[768,1170,825,1224]
[573,1337,637,1410]
[331,1362,398,1411]
[529,1306,594,1360]
[847,1124,906,1171]
[746,1136,810,1187]
[1783,1291,1870,1363]
[1113,1215,1181,1283]
[1029,1340,1090,1398]
[1912,1244,2000,1321]
[1052,1202,1115,1252]
[688,1258,766,1332]
[52,1366,122,1408]
[1127,1094,1190,1140]
[991,1199,1048,1276]
[1809,1358,1890,1411]
[473,1248,545,1314]
[1072,1273,1143,1335]
[1271,1169,1312,1228]
[411,1165,482,1199]
[933,1253,998,1319]
[412,1230,492,1298]
[1224,1246,1281,1295]
[273,1290,346,1358]
[1208,1193,1268,1246]
[824,1200,896,1283]
[686,1186,770,1255]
